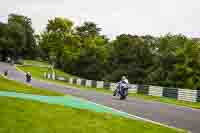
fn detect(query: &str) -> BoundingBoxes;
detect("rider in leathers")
[113,76,129,96]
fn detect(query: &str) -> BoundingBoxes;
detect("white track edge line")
[74,96,187,132]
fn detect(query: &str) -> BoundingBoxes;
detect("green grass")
[17,65,77,79]
[23,60,49,66]
[0,76,61,96]
[0,97,185,133]
[17,63,200,109]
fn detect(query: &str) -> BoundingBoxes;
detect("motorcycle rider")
[26,72,32,84]
[121,76,129,84]
[113,76,129,97]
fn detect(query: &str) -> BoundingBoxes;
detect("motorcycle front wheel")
[120,95,126,100]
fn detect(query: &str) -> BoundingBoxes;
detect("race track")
[0,62,200,133]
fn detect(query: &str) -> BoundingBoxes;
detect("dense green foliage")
[0,14,38,60]
[1,14,200,89]
[39,17,200,89]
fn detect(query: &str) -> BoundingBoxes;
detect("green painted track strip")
[0,91,129,117]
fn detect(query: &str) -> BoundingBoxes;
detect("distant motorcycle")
[113,81,128,100]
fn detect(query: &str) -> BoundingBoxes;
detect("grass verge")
[0,97,185,133]
[23,60,49,66]
[17,65,77,79]
[0,76,62,96]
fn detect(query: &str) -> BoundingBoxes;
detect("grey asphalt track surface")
[0,62,200,133]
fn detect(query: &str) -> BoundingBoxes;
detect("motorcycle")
[113,82,128,100]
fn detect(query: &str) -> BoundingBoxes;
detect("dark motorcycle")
[113,82,128,100]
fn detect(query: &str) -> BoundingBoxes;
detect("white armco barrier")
[52,73,55,80]
[77,79,82,85]
[96,81,104,88]
[57,77,200,103]
[69,78,73,84]
[86,80,92,87]
[110,83,118,91]
[149,86,163,97]
[178,89,197,102]
[47,73,51,79]
[128,84,138,93]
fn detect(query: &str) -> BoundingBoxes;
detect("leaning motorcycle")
[113,82,128,100]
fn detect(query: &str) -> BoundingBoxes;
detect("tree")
[172,39,200,89]
[0,17,27,60]
[68,21,109,79]
[0,22,9,60]
[76,22,101,38]
[105,34,154,83]
[47,17,73,33]
[39,17,81,70]
[146,34,186,86]
[72,42,108,80]
[8,14,37,58]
